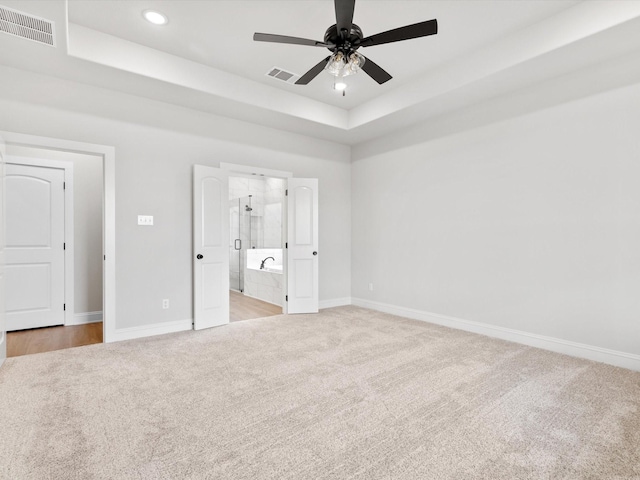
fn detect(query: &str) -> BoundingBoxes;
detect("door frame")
[6,157,75,327]
[220,162,293,313]
[0,135,5,366]
[0,131,116,342]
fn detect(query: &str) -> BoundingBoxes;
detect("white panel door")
[287,178,319,314]
[193,165,229,330]
[0,137,6,363]
[5,163,65,331]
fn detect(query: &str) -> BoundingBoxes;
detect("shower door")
[229,196,253,292]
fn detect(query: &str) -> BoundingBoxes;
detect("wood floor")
[230,290,282,322]
[7,293,278,357]
[7,322,103,358]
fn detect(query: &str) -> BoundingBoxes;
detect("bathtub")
[244,249,283,306]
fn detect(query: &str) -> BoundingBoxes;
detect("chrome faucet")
[260,257,275,270]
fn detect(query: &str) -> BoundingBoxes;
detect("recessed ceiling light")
[334,81,347,91]
[143,10,168,26]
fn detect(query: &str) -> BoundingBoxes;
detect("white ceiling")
[2,1,640,145]
[67,0,579,109]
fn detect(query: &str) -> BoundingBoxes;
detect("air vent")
[266,67,298,84]
[0,5,55,47]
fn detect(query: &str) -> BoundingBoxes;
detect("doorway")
[228,174,285,322]
[0,130,115,353]
[5,147,104,356]
[193,163,319,329]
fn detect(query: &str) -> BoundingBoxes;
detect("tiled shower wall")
[263,177,284,248]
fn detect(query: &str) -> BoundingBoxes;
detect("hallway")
[7,323,103,357]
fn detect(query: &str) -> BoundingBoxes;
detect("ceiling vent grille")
[0,5,55,47]
[266,67,298,84]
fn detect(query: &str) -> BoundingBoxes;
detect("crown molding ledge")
[67,23,349,130]
[349,1,640,130]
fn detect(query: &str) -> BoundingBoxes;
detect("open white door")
[0,136,6,364]
[287,178,319,314]
[193,165,229,330]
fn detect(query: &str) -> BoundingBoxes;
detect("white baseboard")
[352,297,640,372]
[319,297,352,309]
[67,311,103,326]
[108,319,192,343]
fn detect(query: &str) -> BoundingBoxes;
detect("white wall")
[352,81,640,357]
[5,146,103,316]
[0,68,351,331]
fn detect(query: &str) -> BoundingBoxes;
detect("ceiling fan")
[253,0,438,86]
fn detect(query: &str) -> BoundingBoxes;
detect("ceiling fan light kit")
[324,51,364,77]
[253,0,438,88]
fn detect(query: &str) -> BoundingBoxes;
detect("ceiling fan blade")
[295,56,331,85]
[253,33,332,48]
[335,0,356,35]
[361,56,392,84]
[359,19,438,48]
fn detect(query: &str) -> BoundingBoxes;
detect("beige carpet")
[1,306,639,479]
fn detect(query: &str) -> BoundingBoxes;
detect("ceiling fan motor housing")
[324,24,363,54]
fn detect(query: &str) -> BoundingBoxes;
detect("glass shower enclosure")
[229,195,253,292]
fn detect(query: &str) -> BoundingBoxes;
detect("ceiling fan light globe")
[324,52,346,76]
[349,52,365,68]
[342,52,365,76]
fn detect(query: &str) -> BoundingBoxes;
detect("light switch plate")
[138,215,153,226]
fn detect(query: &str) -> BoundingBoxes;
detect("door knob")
[196,254,204,260]
[313,251,318,256]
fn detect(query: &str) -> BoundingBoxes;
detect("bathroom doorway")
[228,174,285,322]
